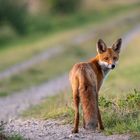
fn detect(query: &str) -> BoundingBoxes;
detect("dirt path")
[0,74,69,121]
[123,25,140,47]
[4,119,131,140]
[0,46,65,80]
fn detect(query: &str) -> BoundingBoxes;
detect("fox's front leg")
[82,112,86,128]
[72,94,80,133]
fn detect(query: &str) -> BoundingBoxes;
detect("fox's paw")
[72,128,78,133]
[99,125,104,130]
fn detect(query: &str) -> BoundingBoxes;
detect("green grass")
[0,134,24,140]
[0,133,25,140]
[100,90,140,135]
[0,3,140,71]
[6,134,24,140]
[27,3,140,34]
[1,14,140,97]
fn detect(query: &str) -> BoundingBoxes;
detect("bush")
[49,0,81,14]
[0,0,27,35]
[99,89,140,134]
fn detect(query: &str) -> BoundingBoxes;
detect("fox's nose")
[111,64,115,69]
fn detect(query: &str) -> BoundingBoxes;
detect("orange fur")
[70,38,122,133]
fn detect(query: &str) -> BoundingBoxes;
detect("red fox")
[69,38,122,133]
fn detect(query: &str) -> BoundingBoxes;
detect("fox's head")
[97,38,122,70]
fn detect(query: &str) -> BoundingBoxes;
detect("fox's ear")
[97,39,107,54]
[112,38,122,53]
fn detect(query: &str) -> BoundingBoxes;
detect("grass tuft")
[100,90,140,135]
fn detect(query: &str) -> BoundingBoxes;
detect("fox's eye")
[113,57,117,60]
[104,57,109,61]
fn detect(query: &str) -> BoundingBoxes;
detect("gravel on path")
[4,119,131,140]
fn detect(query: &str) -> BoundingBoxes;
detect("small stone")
[69,134,73,138]
[74,134,80,138]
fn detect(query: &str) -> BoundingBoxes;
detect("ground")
[4,119,131,140]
